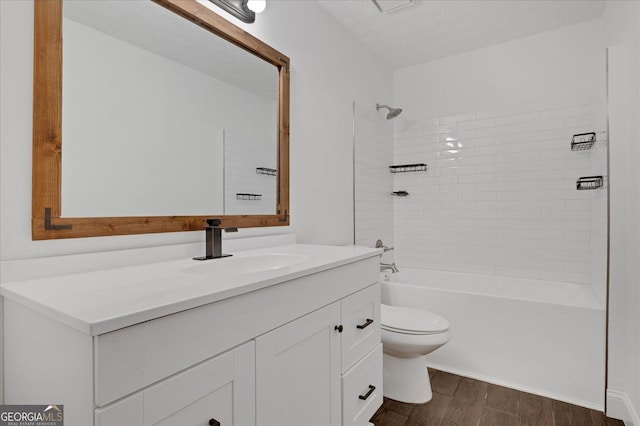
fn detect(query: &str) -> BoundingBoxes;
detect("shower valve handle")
[375,239,394,252]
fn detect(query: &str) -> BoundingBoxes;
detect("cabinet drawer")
[341,283,381,372]
[342,344,383,426]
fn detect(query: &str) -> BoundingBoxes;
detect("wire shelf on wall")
[236,193,262,200]
[576,176,603,190]
[571,132,596,151]
[389,163,427,173]
[256,167,277,176]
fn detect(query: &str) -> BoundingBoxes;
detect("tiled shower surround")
[392,96,607,297]
[354,102,394,260]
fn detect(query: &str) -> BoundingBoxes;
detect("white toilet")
[380,303,451,404]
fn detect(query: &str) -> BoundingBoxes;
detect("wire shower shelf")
[256,167,277,176]
[576,176,603,190]
[389,163,427,173]
[571,132,596,151]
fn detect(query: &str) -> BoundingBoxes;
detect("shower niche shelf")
[576,176,603,191]
[256,167,277,176]
[389,163,427,173]
[391,191,409,197]
[571,132,596,151]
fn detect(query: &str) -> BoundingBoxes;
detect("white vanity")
[2,241,383,426]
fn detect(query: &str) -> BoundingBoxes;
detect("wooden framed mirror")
[32,0,289,240]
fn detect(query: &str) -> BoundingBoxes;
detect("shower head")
[376,103,403,120]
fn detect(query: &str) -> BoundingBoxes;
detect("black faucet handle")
[206,218,222,227]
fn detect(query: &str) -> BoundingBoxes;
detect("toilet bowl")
[380,304,451,404]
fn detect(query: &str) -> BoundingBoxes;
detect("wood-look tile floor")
[371,369,624,426]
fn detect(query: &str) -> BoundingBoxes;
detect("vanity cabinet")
[95,282,381,426]
[2,246,381,426]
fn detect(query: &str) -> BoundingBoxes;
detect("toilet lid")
[381,304,450,334]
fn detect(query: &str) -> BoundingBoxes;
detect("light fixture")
[247,0,266,13]
[208,0,266,23]
[371,0,414,14]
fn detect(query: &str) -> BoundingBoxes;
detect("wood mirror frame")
[32,0,290,240]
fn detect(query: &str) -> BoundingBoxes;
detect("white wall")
[603,1,640,424]
[394,20,606,120]
[392,20,608,298]
[0,0,393,262]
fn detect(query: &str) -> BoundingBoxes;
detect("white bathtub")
[380,268,606,410]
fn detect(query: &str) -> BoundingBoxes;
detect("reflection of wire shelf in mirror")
[389,163,427,173]
[256,167,277,176]
[576,176,604,190]
[391,191,409,197]
[571,132,596,151]
[236,193,262,200]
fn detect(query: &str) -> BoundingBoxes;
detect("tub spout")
[380,262,399,273]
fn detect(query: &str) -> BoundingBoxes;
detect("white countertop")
[1,244,380,336]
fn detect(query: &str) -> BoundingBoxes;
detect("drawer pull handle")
[335,324,343,333]
[359,385,376,400]
[357,318,374,330]
[209,419,221,426]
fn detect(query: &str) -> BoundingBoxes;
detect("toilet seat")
[381,304,449,335]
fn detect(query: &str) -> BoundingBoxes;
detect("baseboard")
[607,389,640,426]
[426,362,604,411]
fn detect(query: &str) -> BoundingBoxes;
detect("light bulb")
[247,0,266,13]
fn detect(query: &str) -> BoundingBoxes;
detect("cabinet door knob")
[209,418,221,426]
[334,324,343,333]
[356,318,374,330]
[359,385,376,401]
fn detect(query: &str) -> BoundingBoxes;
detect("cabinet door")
[256,302,342,426]
[95,394,143,426]
[97,341,255,426]
[144,341,255,426]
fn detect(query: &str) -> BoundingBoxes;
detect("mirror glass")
[61,0,279,217]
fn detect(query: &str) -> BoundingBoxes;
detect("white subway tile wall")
[354,102,394,261]
[392,96,608,288]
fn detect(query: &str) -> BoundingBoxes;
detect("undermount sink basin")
[182,253,310,276]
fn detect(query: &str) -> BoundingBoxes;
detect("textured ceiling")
[317,0,607,69]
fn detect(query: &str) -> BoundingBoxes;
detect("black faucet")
[193,219,238,261]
